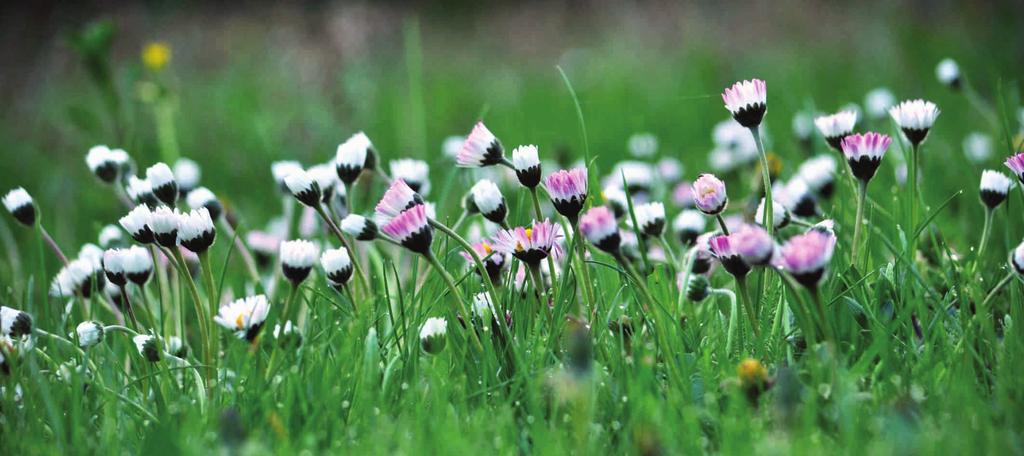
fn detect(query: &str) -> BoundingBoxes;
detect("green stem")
[712,289,739,356]
[219,220,261,289]
[715,214,731,235]
[429,219,501,311]
[424,252,483,352]
[658,234,679,272]
[314,203,370,295]
[119,284,141,330]
[735,275,761,340]
[571,220,597,312]
[39,224,69,265]
[851,180,868,268]
[909,142,920,254]
[530,187,559,288]
[974,208,994,273]
[171,248,212,388]
[751,126,773,238]
[810,288,835,344]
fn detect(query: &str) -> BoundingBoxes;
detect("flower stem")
[971,208,994,276]
[424,251,483,352]
[314,203,370,295]
[429,219,501,310]
[658,234,679,273]
[715,214,731,235]
[219,220,262,289]
[851,180,868,268]
[530,187,559,287]
[909,142,920,253]
[735,275,761,340]
[170,247,212,388]
[571,220,597,312]
[38,224,69,265]
[751,126,773,238]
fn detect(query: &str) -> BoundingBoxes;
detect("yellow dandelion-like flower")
[737,358,768,388]
[142,42,171,71]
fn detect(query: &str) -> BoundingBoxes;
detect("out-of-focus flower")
[627,133,658,157]
[142,42,171,71]
[420,317,447,354]
[579,206,620,253]
[3,188,35,227]
[864,88,895,120]
[815,111,858,151]
[963,132,992,164]
[935,58,961,89]
[389,159,430,195]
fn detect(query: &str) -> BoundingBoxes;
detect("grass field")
[1,3,1024,454]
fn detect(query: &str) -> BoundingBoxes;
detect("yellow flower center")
[482,242,493,255]
[525,228,533,240]
[235,312,246,329]
[142,42,171,71]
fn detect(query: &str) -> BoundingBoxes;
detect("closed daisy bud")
[1004,152,1024,184]
[809,219,836,235]
[470,179,507,225]
[98,224,126,248]
[545,168,588,221]
[374,179,423,226]
[779,179,818,218]
[179,208,216,254]
[122,246,153,285]
[3,188,35,227]
[492,219,559,266]
[419,317,448,355]
[307,163,338,203]
[512,145,542,188]
[341,214,378,241]
[579,206,621,253]
[126,176,158,207]
[133,334,161,362]
[173,158,201,195]
[756,198,790,230]
[889,99,940,146]
[610,161,654,197]
[102,248,127,286]
[186,187,223,221]
[457,122,504,168]
[389,159,430,195]
[146,162,178,206]
[320,248,353,287]
[673,210,706,246]
[634,202,666,237]
[285,169,322,207]
[76,321,104,348]
[777,230,836,288]
[50,259,95,298]
[840,132,891,185]
[797,155,837,199]
[602,186,628,219]
[865,88,895,120]
[692,174,728,215]
[149,206,181,248]
[381,204,433,255]
[1011,240,1024,275]
[722,79,767,128]
[271,160,304,193]
[214,295,270,342]
[979,170,1012,209]
[280,240,319,285]
[335,132,377,185]
[935,58,961,89]
[0,306,32,337]
[86,145,129,183]
[709,234,750,278]
[685,274,711,302]
[731,224,774,266]
[814,111,858,151]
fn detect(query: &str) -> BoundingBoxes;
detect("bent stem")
[219,220,261,289]
[809,287,835,344]
[710,289,739,356]
[314,203,370,294]
[851,180,868,268]
[429,219,500,309]
[38,224,69,265]
[424,251,484,352]
[751,126,773,238]
[715,214,731,235]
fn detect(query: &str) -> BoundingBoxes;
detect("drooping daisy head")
[380,204,433,255]
[457,122,504,168]
[335,132,376,185]
[374,179,423,226]
[214,295,270,342]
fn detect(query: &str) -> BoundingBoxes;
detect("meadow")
[1,4,1023,454]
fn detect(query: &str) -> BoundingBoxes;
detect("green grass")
[1,10,1024,454]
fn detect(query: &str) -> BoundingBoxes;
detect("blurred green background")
[0,0,1021,250]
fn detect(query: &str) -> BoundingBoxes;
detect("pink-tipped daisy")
[545,168,588,220]
[579,206,620,253]
[776,230,836,288]
[722,79,767,128]
[889,99,940,146]
[381,204,433,255]
[492,219,559,266]
[1004,152,1024,184]
[692,174,728,215]
[841,132,892,183]
[708,234,750,278]
[731,224,774,266]
[460,239,507,284]
[374,179,423,226]
[457,122,504,168]
[814,111,858,150]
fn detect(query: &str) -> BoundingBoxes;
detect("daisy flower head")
[320,248,354,288]
[3,188,35,227]
[979,170,1012,209]
[935,58,961,89]
[673,210,705,246]
[864,88,895,120]
[285,169,322,207]
[186,187,223,221]
[0,306,32,338]
[420,317,448,355]
[470,179,508,225]
[214,295,270,342]
[722,79,767,128]
[692,174,728,215]
[511,145,542,188]
[76,321,104,348]
[123,245,153,285]
[457,122,504,168]
[579,206,620,253]
[271,160,304,193]
[731,224,774,267]
[841,132,892,184]
[545,168,589,221]
[889,99,940,146]
[341,214,378,241]
[280,240,319,285]
[178,207,217,254]
[776,230,837,288]
[814,110,858,151]
[492,219,559,266]
[708,234,750,278]
[173,158,201,195]
[381,204,433,255]
[146,162,178,206]
[756,198,790,230]
[389,159,431,195]
[133,335,161,362]
[634,202,666,237]
[1012,239,1024,275]
[149,206,182,248]
[86,145,129,184]
[1004,152,1024,184]
[797,155,837,199]
[374,179,423,226]
[335,132,377,185]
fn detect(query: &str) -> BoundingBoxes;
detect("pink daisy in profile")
[374,179,423,226]
[381,204,433,255]
[492,219,559,266]
[776,230,837,288]
[708,234,750,278]
[722,79,767,128]
[841,132,892,184]
[730,224,774,267]
[579,206,620,253]
[545,168,588,220]
[1004,152,1024,184]
[457,122,505,168]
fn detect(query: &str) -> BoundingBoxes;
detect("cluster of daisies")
[2,66,1024,378]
